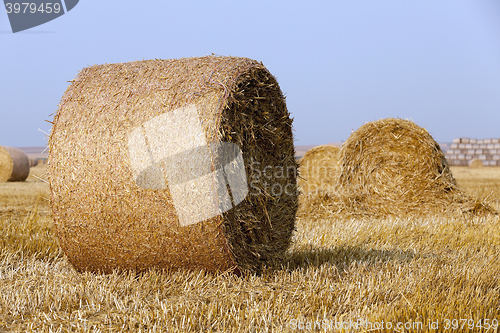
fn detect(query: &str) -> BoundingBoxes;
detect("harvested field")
[0,163,499,331]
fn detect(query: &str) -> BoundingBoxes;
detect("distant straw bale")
[0,146,30,182]
[298,145,339,195]
[49,56,297,274]
[469,159,483,168]
[299,118,494,218]
[29,158,39,168]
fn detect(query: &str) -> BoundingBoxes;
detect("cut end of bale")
[0,146,30,182]
[49,56,297,275]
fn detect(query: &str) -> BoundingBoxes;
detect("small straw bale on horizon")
[0,146,30,182]
[469,159,483,168]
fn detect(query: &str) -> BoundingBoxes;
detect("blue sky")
[1,0,499,147]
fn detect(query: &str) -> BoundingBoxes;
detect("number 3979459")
[5,3,61,14]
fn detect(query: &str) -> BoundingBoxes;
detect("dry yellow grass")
[451,166,500,207]
[0,164,499,332]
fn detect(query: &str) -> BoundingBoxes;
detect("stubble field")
[0,164,499,332]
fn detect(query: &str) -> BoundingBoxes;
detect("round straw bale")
[469,159,483,168]
[298,145,339,195]
[29,158,39,168]
[0,146,30,182]
[48,56,297,274]
[336,118,481,216]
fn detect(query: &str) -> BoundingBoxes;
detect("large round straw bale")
[337,118,473,215]
[298,145,339,195]
[0,146,30,182]
[49,56,297,274]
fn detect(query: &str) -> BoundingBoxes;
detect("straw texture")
[49,56,297,274]
[298,145,339,195]
[0,146,30,182]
